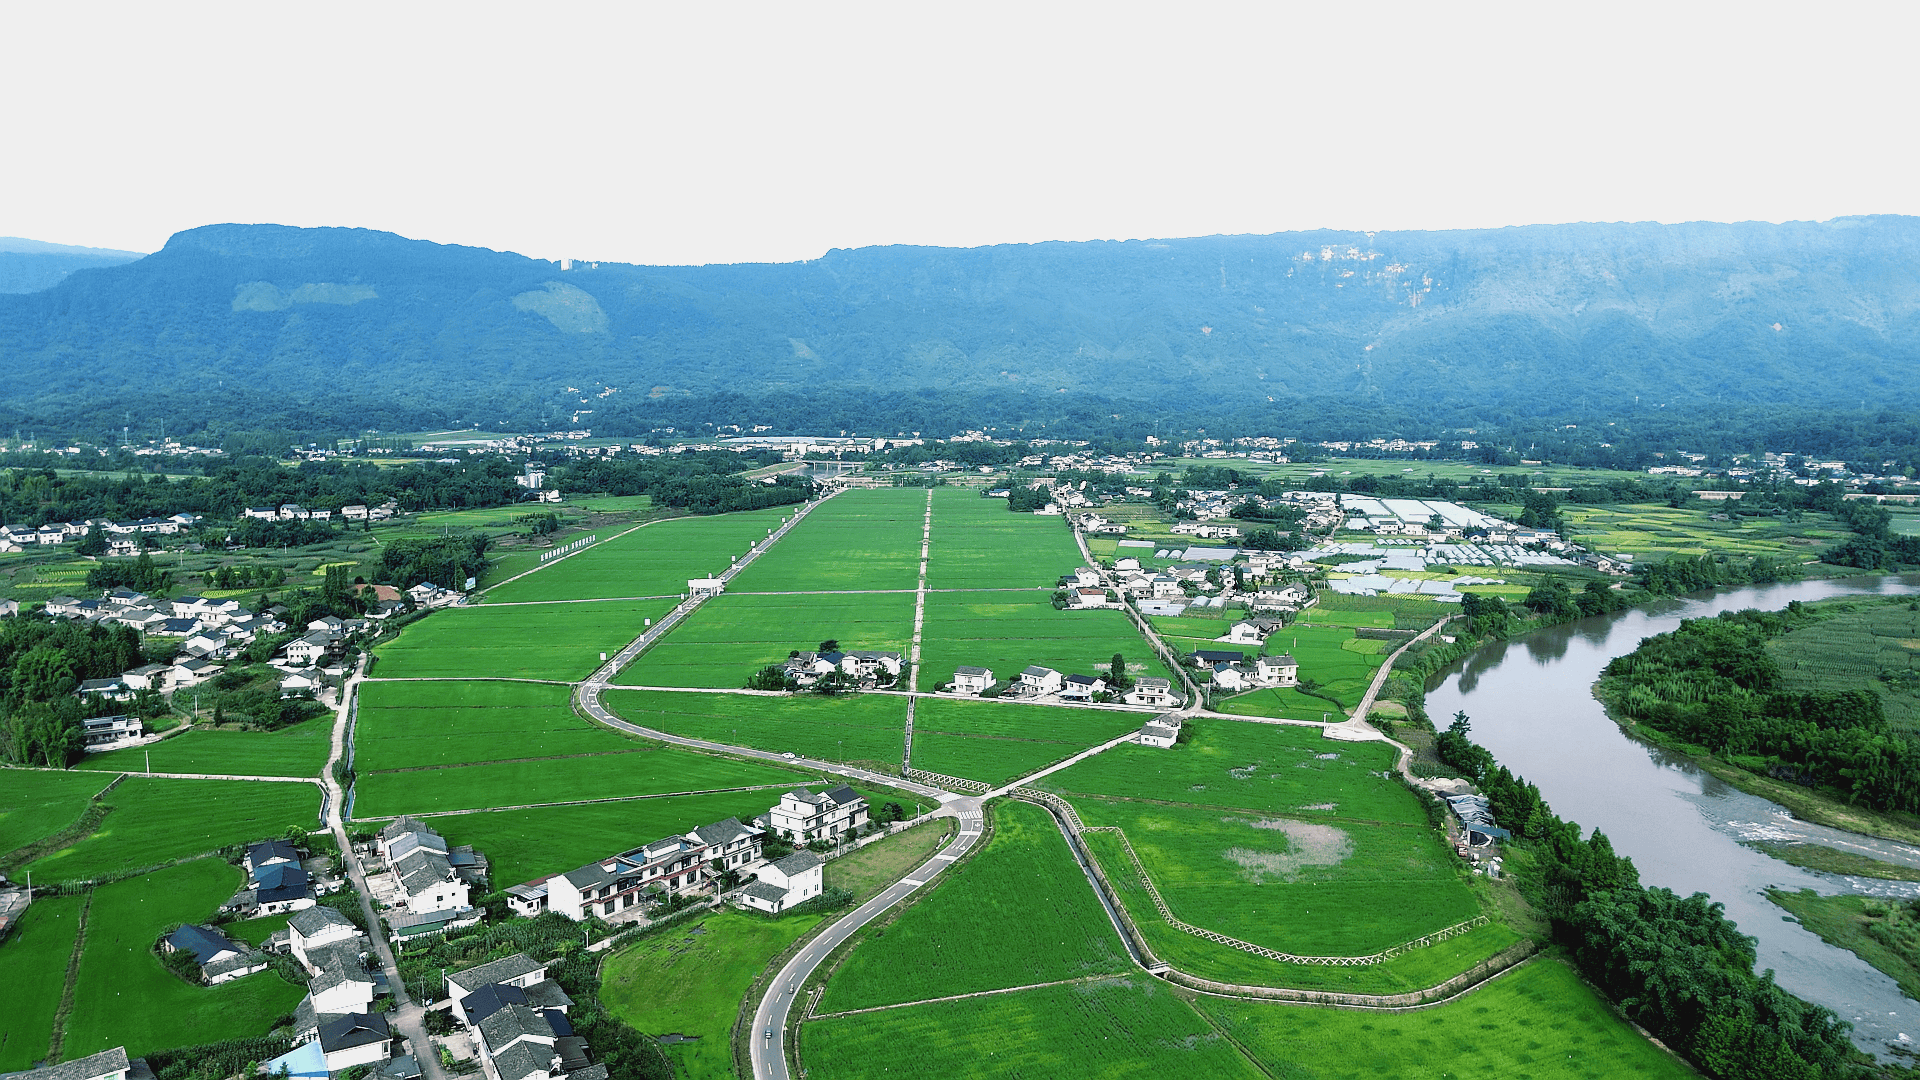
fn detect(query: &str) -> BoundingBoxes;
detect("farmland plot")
[371,598,678,680]
[820,800,1131,1011]
[927,487,1084,590]
[618,592,913,688]
[484,508,787,603]
[350,743,808,817]
[77,716,333,778]
[355,680,638,771]
[726,488,926,593]
[0,770,118,860]
[803,979,1264,1080]
[0,894,83,1069]
[602,689,907,768]
[918,591,1157,690]
[27,778,322,883]
[907,698,1143,786]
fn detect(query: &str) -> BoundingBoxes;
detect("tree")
[76,524,107,555]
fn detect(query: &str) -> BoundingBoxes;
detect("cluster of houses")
[240,501,400,524]
[1444,793,1511,849]
[364,818,488,940]
[442,953,604,1080]
[506,786,867,922]
[226,838,332,918]
[1185,648,1299,693]
[1067,563,1313,620]
[945,664,1180,709]
[0,513,203,555]
[779,648,904,689]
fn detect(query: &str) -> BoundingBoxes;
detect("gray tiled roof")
[488,1043,553,1080]
[317,1012,389,1052]
[307,943,372,993]
[448,953,543,993]
[381,816,432,842]
[0,1046,130,1080]
[477,1004,556,1056]
[771,850,823,876]
[523,978,573,1012]
[741,881,788,903]
[688,819,759,848]
[289,905,356,938]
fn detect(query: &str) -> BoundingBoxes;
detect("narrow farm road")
[901,489,933,767]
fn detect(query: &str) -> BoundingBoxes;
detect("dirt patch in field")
[1223,818,1353,882]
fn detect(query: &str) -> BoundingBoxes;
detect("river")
[1425,574,1920,1058]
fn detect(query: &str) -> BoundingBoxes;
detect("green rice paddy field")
[370,598,679,680]
[1770,597,1920,730]
[820,800,1131,1012]
[1558,503,1845,562]
[350,741,809,818]
[804,979,1263,1080]
[918,591,1159,689]
[61,859,307,1061]
[726,488,926,592]
[0,893,83,1069]
[355,680,640,771]
[26,777,322,883]
[907,698,1144,786]
[602,690,907,768]
[618,593,914,688]
[483,508,787,603]
[76,716,333,777]
[0,770,117,859]
[927,487,1084,590]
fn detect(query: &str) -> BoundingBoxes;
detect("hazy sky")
[3,2,1913,265]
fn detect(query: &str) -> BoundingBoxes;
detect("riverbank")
[1770,889,1920,1004]
[1745,842,1920,882]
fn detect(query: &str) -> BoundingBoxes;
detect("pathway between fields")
[901,490,933,767]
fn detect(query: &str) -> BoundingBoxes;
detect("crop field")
[483,509,787,603]
[77,716,333,778]
[354,680,642,771]
[602,690,907,768]
[1309,591,1455,632]
[803,979,1264,1080]
[0,893,83,1069]
[63,859,307,1061]
[919,591,1156,689]
[1770,598,1920,730]
[907,698,1143,786]
[351,743,808,818]
[726,488,926,592]
[1042,720,1423,825]
[604,909,822,1080]
[1149,619,1382,709]
[371,599,680,680]
[1194,957,1696,1079]
[927,487,1084,590]
[619,592,914,688]
[0,770,117,859]
[1074,796,1478,956]
[569,494,655,513]
[27,778,322,883]
[1559,503,1846,563]
[820,800,1131,1011]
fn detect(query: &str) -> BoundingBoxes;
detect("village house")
[1187,649,1246,669]
[764,785,868,843]
[120,663,168,690]
[447,954,568,1025]
[1210,663,1249,691]
[1255,653,1300,686]
[949,665,994,694]
[1224,618,1279,646]
[316,1014,391,1073]
[1124,676,1177,708]
[0,1047,148,1080]
[1017,665,1065,696]
[77,678,136,703]
[379,818,477,915]
[545,834,714,920]
[1138,713,1184,749]
[1059,674,1108,701]
[80,715,143,749]
[738,850,824,914]
[1070,587,1111,609]
[283,630,339,666]
[163,924,267,984]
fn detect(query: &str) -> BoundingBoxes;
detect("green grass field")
[62,859,307,1061]
[1194,957,1695,1079]
[820,800,1132,1011]
[0,770,118,860]
[1041,720,1424,825]
[483,509,787,603]
[370,599,679,680]
[619,593,914,688]
[603,909,822,1080]
[726,488,926,592]
[0,893,84,1069]
[919,591,1158,690]
[1560,502,1846,563]
[602,690,907,768]
[1217,688,1345,722]
[355,680,640,771]
[569,494,655,513]
[803,978,1265,1080]
[26,778,322,883]
[927,487,1085,590]
[76,717,333,778]
[1769,597,1920,731]
[350,743,809,818]
[907,698,1143,786]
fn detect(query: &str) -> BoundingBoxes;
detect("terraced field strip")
[904,489,933,766]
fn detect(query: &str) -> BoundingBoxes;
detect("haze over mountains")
[0,237,145,296]
[2,218,1918,439]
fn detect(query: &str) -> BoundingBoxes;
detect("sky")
[3,1,1915,266]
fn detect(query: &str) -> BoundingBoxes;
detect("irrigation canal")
[1426,573,1920,1058]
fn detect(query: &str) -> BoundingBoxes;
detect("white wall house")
[765,785,868,843]
[738,851,824,914]
[950,666,994,694]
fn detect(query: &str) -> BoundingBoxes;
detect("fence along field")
[818,800,1132,1013]
[906,698,1145,787]
[483,506,788,603]
[803,979,1266,1080]
[370,598,681,680]
[600,689,907,768]
[725,487,926,592]
[927,487,1084,590]
[616,592,915,688]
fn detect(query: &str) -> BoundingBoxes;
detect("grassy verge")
[1747,842,1920,882]
[1769,889,1920,1001]
[824,818,955,904]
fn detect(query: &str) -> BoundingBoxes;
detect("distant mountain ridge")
[2,218,1918,436]
[0,236,145,295]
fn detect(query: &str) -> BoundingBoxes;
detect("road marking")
[933,853,959,860]
[902,878,926,886]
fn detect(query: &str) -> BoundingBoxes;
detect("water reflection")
[1426,574,1920,1057]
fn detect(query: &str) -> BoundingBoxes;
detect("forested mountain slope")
[2,217,1917,436]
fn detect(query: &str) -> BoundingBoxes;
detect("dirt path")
[903,490,933,767]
